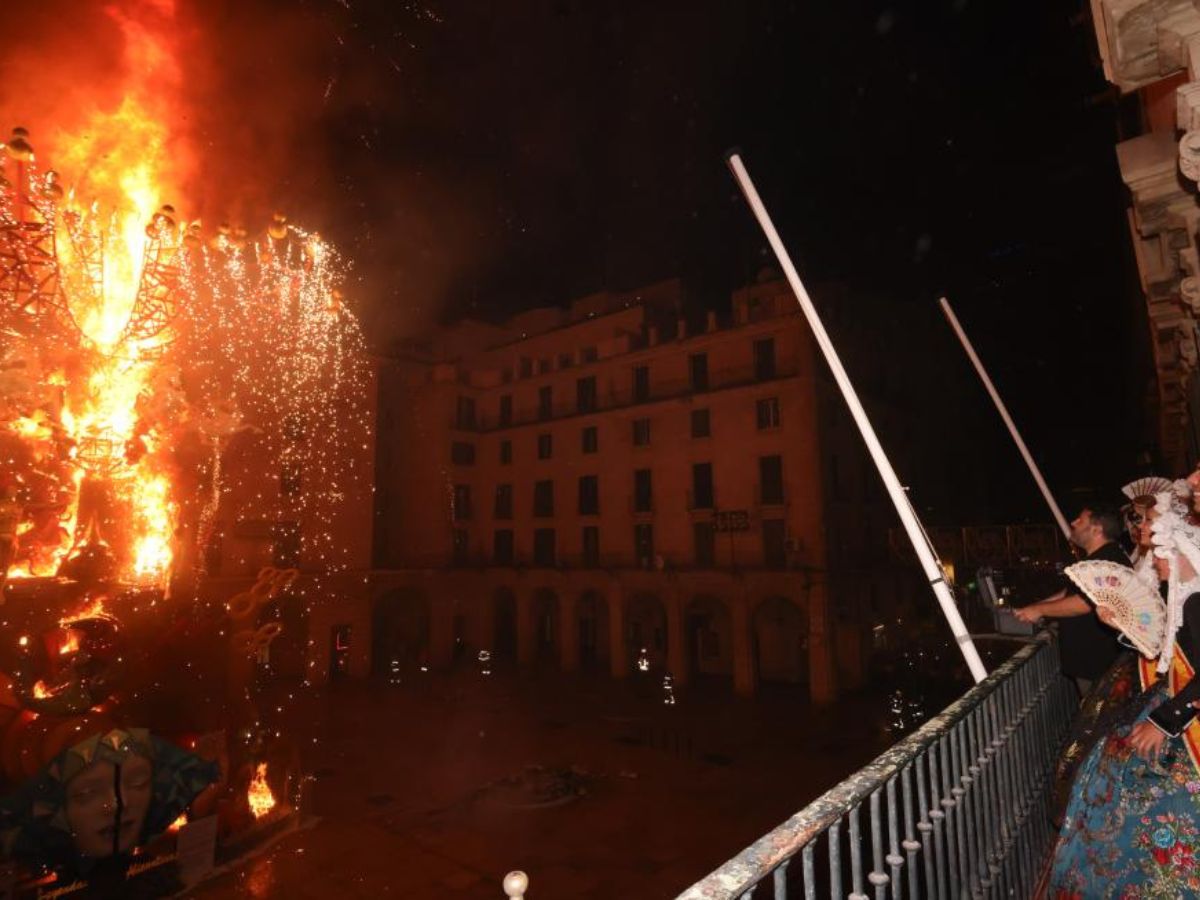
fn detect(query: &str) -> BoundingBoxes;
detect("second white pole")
[938,297,1071,540]
[727,153,987,684]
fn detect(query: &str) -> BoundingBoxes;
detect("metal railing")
[677,633,1073,899]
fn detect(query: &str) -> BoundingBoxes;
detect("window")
[633,365,650,402]
[578,475,599,515]
[634,523,655,566]
[534,480,554,517]
[691,463,714,509]
[519,357,533,378]
[632,417,651,446]
[453,484,472,521]
[538,385,553,420]
[576,375,597,413]
[756,397,781,429]
[689,353,709,391]
[500,439,512,465]
[582,346,598,363]
[581,426,598,454]
[493,529,514,565]
[537,433,553,460]
[558,352,573,369]
[498,394,513,427]
[634,469,653,513]
[759,455,784,504]
[280,461,302,497]
[690,409,711,438]
[494,484,513,519]
[534,528,556,566]
[582,526,600,567]
[693,522,715,567]
[451,441,476,465]
[455,396,476,429]
[538,358,552,374]
[754,337,777,380]
[763,519,787,568]
[452,528,469,565]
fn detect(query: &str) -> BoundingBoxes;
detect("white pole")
[938,297,1071,540]
[727,153,987,684]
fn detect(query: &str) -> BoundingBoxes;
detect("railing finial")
[503,870,529,898]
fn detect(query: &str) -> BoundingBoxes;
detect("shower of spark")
[0,0,370,594]
[0,130,368,586]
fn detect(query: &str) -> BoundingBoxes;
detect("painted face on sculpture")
[64,754,152,858]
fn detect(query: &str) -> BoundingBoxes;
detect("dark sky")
[1,0,1155,524]
[296,0,1148,524]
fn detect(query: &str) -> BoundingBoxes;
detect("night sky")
[2,0,1154,525]
[304,0,1149,525]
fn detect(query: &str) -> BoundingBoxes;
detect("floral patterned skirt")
[1048,684,1200,898]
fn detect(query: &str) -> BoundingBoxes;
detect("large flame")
[0,1,368,588]
[247,762,276,819]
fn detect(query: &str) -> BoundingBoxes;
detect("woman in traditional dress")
[1048,490,1200,897]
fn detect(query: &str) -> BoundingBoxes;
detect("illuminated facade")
[372,276,910,701]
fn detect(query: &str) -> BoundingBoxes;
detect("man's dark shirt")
[1057,540,1128,680]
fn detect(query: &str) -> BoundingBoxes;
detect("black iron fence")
[677,633,1073,899]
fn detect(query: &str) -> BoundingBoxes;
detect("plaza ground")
[187,663,910,899]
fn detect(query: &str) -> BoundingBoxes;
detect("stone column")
[559,591,579,673]
[807,578,836,704]
[731,593,757,697]
[665,583,687,687]
[607,580,628,679]
[516,587,535,666]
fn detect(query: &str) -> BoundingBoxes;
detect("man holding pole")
[1012,504,1127,695]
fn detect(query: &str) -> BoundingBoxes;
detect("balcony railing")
[676,633,1073,900]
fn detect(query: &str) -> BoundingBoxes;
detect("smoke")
[0,0,472,342]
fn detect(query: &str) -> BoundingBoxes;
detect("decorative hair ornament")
[1122,476,1174,501]
[1149,490,1200,672]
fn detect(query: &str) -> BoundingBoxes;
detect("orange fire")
[58,631,80,656]
[247,763,276,819]
[0,2,367,588]
[0,2,185,584]
[167,812,187,832]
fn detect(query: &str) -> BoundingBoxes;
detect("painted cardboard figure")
[0,727,218,882]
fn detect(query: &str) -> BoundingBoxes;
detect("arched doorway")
[578,589,610,669]
[256,589,308,681]
[532,588,559,663]
[371,588,431,676]
[753,596,807,684]
[626,593,667,669]
[494,587,518,662]
[685,595,733,680]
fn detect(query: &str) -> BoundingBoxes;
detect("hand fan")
[1064,560,1165,658]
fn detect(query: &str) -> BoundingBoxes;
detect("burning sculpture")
[0,118,367,886]
[0,0,371,886]
[0,126,366,587]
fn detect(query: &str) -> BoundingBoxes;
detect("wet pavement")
[187,664,895,899]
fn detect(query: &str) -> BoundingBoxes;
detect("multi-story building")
[373,275,910,702]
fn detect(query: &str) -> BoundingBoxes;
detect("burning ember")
[247,762,276,819]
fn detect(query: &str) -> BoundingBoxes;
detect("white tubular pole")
[727,153,987,684]
[938,297,1071,540]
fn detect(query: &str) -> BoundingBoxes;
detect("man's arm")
[1012,589,1091,623]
